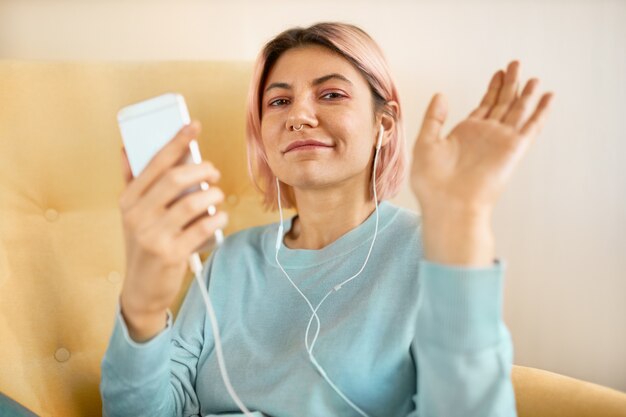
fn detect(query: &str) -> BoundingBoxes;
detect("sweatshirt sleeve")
[100,255,215,417]
[409,258,517,417]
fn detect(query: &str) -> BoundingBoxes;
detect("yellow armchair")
[0,61,624,417]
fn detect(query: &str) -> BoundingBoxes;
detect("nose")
[285,94,318,131]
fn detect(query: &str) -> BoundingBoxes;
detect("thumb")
[417,93,448,144]
[120,147,134,185]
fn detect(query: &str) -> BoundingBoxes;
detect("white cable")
[274,189,373,415]
[304,199,379,355]
[274,126,384,417]
[184,126,383,417]
[189,249,254,417]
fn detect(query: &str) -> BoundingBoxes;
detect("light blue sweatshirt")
[100,200,517,417]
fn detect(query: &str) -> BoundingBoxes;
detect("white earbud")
[376,124,384,150]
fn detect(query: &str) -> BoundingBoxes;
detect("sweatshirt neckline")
[262,200,399,269]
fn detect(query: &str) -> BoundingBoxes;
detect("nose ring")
[292,125,303,131]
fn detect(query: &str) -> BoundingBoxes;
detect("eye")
[321,92,345,100]
[268,98,290,107]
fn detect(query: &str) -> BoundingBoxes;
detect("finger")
[468,70,504,119]
[146,161,220,209]
[121,147,134,185]
[193,232,218,253]
[503,78,539,130]
[160,187,225,235]
[128,162,221,232]
[174,210,229,259]
[488,60,521,121]
[119,120,201,211]
[520,92,555,139]
[415,93,447,149]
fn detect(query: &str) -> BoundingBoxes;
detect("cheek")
[329,111,372,154]
[260,117,277,144]
[262,111,285,135]
[260,121,282,167]
[326,103,370,136]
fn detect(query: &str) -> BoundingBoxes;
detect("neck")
[283,173,378,250]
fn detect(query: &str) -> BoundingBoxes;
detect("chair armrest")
[512,365,626,417]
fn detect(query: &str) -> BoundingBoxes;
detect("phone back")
[117,93,191,177]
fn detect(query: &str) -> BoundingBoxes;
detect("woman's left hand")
[410,60,555,218]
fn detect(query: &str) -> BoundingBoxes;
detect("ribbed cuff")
[416,258,507,351]
[102,299,173,383]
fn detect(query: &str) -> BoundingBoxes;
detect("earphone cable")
[273,129,383,417]
[189,253,255,417]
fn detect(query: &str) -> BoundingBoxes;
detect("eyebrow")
[264,73,353,94]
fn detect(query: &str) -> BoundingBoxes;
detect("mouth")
[283,139,334,153]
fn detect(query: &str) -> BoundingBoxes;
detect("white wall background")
[1,0,624,392]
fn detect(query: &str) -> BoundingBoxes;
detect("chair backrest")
[0,60,290,417]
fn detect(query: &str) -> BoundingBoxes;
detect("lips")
[284,139,334,153]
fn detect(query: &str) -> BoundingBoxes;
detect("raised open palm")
[410,60,555,216]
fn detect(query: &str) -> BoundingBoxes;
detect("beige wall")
[1,0,625,392]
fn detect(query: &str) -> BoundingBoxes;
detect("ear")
[376,100,399,148]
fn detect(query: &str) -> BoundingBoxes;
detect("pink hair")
[245,22,407,212]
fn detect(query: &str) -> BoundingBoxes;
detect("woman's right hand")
[117,120,228,341]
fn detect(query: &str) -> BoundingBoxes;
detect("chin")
[284,177,329,190]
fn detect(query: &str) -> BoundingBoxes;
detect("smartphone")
[117,92,223,247]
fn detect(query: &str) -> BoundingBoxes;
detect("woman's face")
[260,44,379,194]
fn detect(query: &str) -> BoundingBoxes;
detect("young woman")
[101,22,554,417]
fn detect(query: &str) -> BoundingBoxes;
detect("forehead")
[264,44,369,89]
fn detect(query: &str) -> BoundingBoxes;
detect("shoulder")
[214,221,275,257]
[379,201,424,259]
[221,223,268,248]
[383,201,423,237]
